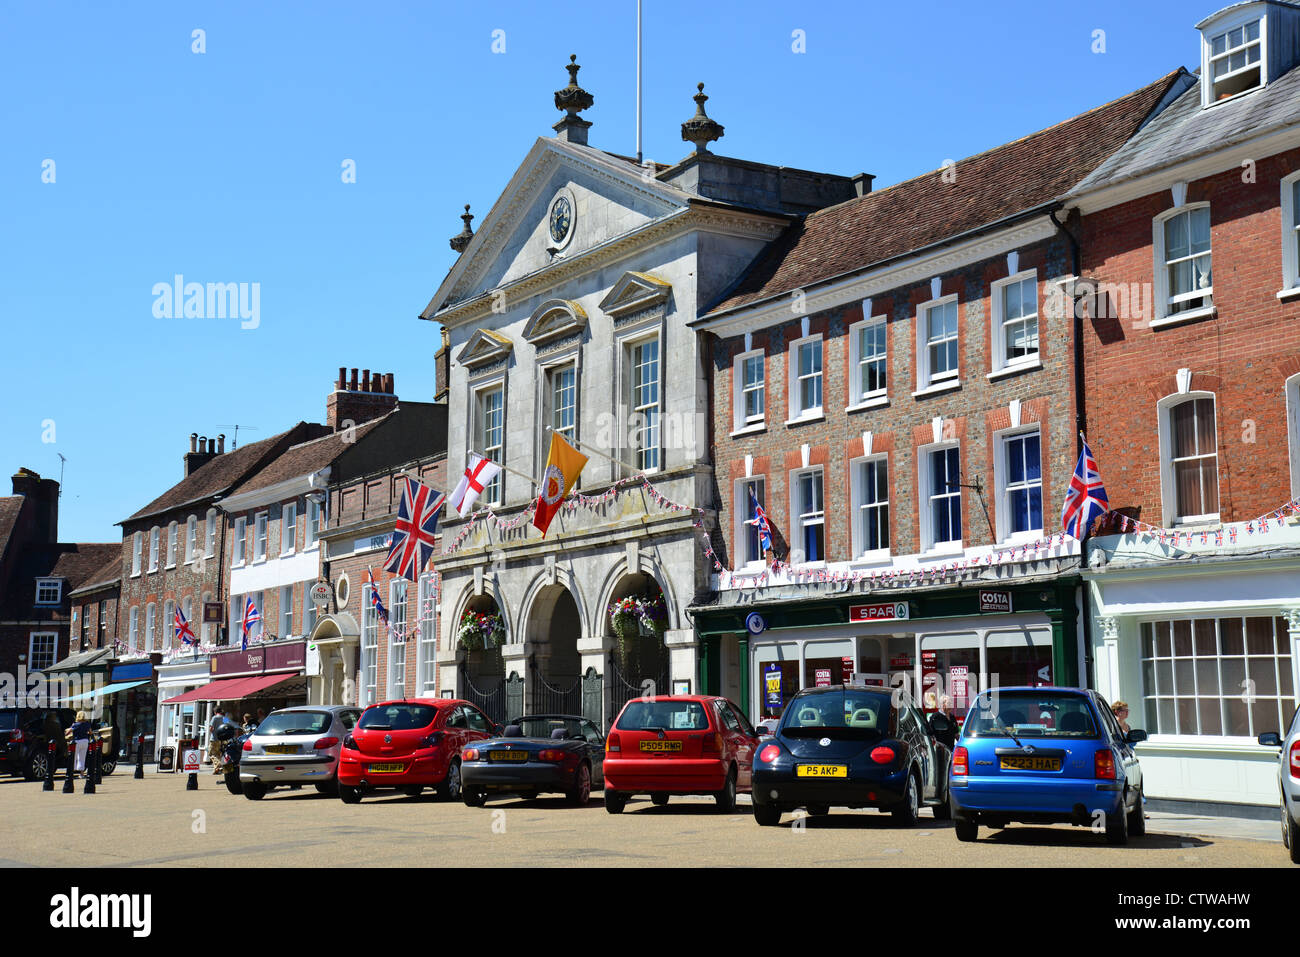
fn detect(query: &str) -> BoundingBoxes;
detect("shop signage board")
[815,669,832,687]
[890,654,912,670]
[182,749,201,772]
[949,665,970,702]
[202,602,224,623]
[352,532,394,555]
[841,656,854,683]
[849,601,909,622]
[309,583,331,607]
[764,664,782,711]
[210,640,307,677]
[979,590,1013,614]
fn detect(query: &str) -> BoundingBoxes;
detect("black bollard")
[186,770,198,790]
[42,741,55,791]
[83,739,95,794]
[93,736,103,786]
[134,734,144,779]
[62,741,75,793]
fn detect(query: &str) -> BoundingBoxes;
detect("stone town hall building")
[420,59,865,725]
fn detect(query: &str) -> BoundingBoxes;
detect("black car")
[750,685,955,827]
[0,708,73,780]
[460,714,605,807]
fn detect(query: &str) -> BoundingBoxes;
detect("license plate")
[639,740,683,752]
[489,751,528,762]
[367,763,406,773]
[795,764,848,777]
[265,745,299,755]
[999,756,1061,771]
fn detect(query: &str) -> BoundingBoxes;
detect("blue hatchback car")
[949,686,1146,844]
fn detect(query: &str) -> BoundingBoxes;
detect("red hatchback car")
[337,698,498,803]
[603,695,760,813]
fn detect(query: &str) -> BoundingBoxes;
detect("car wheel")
[224,772,243,796]
[891,771,921,827]
[1105,802,1129,845]
[1286,805,1300,865]
[314,778,338,796]
[931,793,952,821]
[462,788,486,808]
[753,803,781,827]
[26,752,48,782]
[438,760,462,801]
[714,767,737,813]
[806,804,830,817]
[651,792,669,806]
[605,789,627,814]
[954,817,979,842]
[243,782,266,801]
[567,764,592,806]
[1127,786,1146,837]
[339,784,362,804]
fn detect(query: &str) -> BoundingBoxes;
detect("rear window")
[963,691,1099,739]
[518,717,591,739]
[0,713,17,731]
[358,704,437,731]
[254,711,333,736]
[781,691,892,739]
[616,700,709,732]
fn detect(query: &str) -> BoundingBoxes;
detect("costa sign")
[849,602,909,622]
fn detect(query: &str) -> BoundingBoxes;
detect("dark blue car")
[949,686,1147,844]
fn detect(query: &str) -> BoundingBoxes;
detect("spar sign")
[849,602,910,623]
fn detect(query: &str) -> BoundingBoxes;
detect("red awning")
[161,673,298,704]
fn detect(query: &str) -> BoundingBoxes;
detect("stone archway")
[459,593,507,720]
[525,583,583,715]
[605,571,670,709]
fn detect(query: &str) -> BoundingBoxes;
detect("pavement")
[0,769,1289,868]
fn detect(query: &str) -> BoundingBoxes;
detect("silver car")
[1259,705,1300,864]
[240,706,361,800]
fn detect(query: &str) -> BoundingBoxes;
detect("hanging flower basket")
[608,594,667,657]
[458,609,505,651]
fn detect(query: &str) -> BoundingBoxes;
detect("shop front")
[692,576,1081,728]
[105,658,157,762]
[156,655,212,763]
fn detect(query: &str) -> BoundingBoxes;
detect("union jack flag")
[367,567,389,628]
[1061,438,1109,540]
[241,595,261,651]
[747,487,772,554]
[383,476,445,582]
[174,605,196,646]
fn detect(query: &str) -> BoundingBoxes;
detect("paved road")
[0,773,1286,868]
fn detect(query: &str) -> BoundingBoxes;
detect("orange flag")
[532,433,588,536]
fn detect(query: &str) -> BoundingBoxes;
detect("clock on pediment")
[547,187,577,250]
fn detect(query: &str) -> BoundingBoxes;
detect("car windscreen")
[518,717,587,739]
[0,713,17,731]
[781,691,892,739]
[963,691,1099,738]
[357,704,437,731]
[253,711,333,736]
[615,700,709,732]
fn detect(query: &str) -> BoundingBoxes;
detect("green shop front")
[690,574,1083,726]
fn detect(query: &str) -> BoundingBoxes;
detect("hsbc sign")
[849,602,910,622]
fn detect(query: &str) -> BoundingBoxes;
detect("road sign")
[182,749,200,773]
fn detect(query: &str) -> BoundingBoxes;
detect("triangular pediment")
[456,329,514,369]
[598,271,673,319]
[523,298,588,347]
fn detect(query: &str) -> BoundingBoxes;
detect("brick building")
[687,72,1186,724]
[1071,1,1300,811]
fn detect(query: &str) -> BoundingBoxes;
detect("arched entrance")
[527,584,583,716]
[606,572,670,724]
[459,594,507,723]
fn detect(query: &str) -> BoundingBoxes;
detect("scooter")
[215,724,251,795]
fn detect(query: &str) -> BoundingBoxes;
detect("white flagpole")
[636,0,643,165]
[467,448,537,487]
[545,426,641,474]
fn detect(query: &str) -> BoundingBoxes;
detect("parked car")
[603,695,760,813]
[0,708,73,780]
[337,699,498,804]
[750,685,955,827]
[1257,703,1300,864]
[949,687,1147,845]
[238,706,361,800]
[461,714,604,807]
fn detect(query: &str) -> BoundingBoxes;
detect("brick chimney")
[11,468,59,545]
[184,432,220,477]
[326,367,399,431]
[435,327,450,402]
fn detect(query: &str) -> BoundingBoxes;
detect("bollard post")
[43,741,55,791]
[93,735,103,786]
[62,740,75,793]
[186,769,198,790]
[134,734,145,779]
[83,738,95,795]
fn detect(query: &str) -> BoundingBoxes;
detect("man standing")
[207,706,229,772]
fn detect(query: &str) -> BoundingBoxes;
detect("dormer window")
[1208,19,1262,101]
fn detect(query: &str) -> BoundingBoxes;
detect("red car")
[603,695,760,813]
[337,698,498,803]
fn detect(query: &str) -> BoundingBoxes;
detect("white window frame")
[131,532,142,577]
[788,467,826,566]
[546,360,578,445]
[914,295,960,394]
[233,517,247,565]
[182,596,194,644]
[627,333,663,472]
[185,515,198,564]
[389,579,407,699]
[163,599,174,649]
[148,527,160,572]
[34,578,62,605]
[281,502,297,556]
[989,270,1041,376]
[1287,373,1300,501]
[1281,170,1300,296]
[205,508,217,557]
[847,316,888,410]
[993,426,1045,544]
[417,574,438,695]
[1201,11,1266,108]
[145,602,157,652]
[28,632,58,672]
[786,335,824,423]
[918,441,963,555]
[474,383,506,506]
[129,606,139,648]
[254,512,268,562]
[280,584,294,638]
[1158,391,1221,526]
[733,477,768,570]
[1153,203,1214,325]
[166,522,178,568]
[304,499,321,548]
[849,454,890,563]
[732,349,767,432]
[360,583,378,706]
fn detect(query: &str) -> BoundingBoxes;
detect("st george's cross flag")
[449,453,502,518]
[174,605,197,646]
[382,475,446,582]
[240,595,261,651]
[532,433,588,537]
[748,487,772,554]
[1062,437,1110,540]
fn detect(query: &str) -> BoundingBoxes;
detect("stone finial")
[553,54,594,145]
[449,204,474,254]
[681,83,724,155]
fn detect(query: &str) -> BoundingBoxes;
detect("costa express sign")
[849,602,910,622]
[210,640,307,676]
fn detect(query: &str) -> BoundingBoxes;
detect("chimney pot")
[386,373,395,395]
[200,436,209,454]
[217,434,225,454]
[349,368,359,391]
[190,433,198,452]
[337,366,346,390]
[361,369,371,392]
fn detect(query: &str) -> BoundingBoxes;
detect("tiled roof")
[705,69,1186,317]
[0,495,24,563]
[232,417,386,495]
[0,542,120,617]
[67,552,123,597]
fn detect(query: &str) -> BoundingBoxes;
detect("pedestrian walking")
[208,707,230,772]
[68,711,92,776]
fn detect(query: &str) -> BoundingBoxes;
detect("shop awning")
[161,673,299,704]
[60,679,149,703]
[45,647,114,674]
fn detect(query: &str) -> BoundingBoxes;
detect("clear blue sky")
[1,0,1204,543]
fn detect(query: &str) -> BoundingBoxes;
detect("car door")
[900,706,934,799]
[580,719,604,780]
[719,700,758,789]
[443,705,468,755]
[461,705,495,745]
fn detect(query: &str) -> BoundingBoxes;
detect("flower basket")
[458,609,505,651]
[608,595,667,658]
